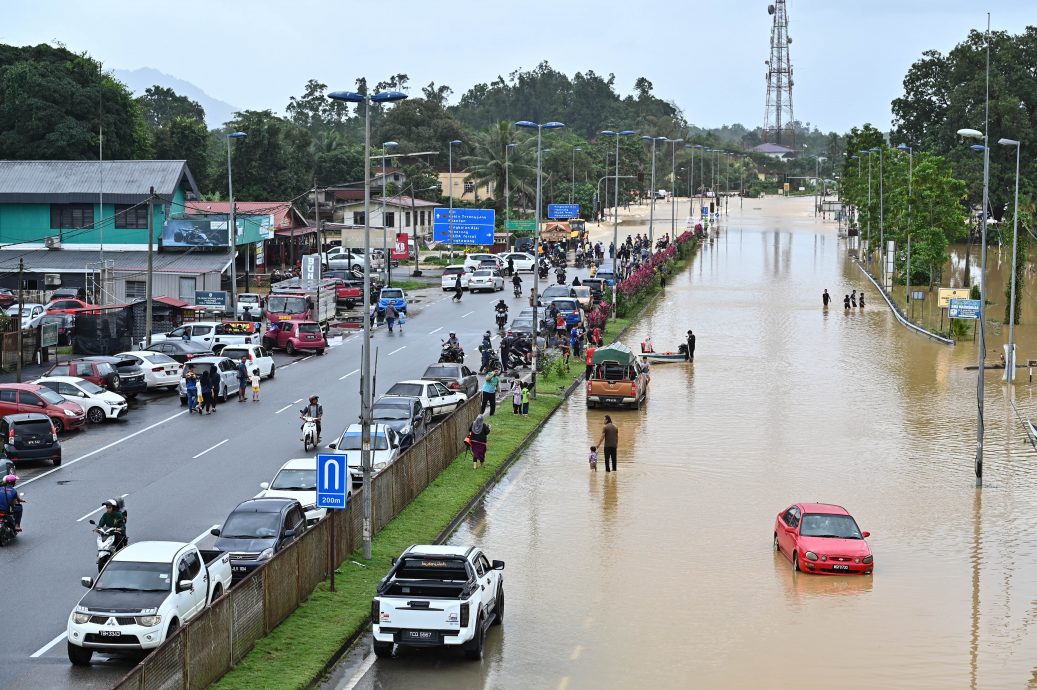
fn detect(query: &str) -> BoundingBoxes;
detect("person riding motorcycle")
[0,474,23,532]
[555,266,567,284]
[511,273,523,294]
[446,331,461,350]
[494,299,509,328]
[299,395,323,442]
[95,498,126,547]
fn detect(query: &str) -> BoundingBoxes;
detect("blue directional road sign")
[433,208,495,245]
[948,298,981,320]
[547,203,579,219]
[316,453,350,509]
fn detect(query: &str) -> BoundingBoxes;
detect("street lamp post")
[515,120,565,398]
[602,130,637,308]
[328,88,407,560]
[667,138,683,239]
[684,145,696,221]
[871,147,885,283]
[505,142,516,226]
[570,146,582,204]
[225,131,247,313]
[897,144,913,295]
[447,139,462,257]
[379,140,399,286]
[998,137,1022,382]
[641,135,667,250]
[813,156,826,217]
[860,149,874,265]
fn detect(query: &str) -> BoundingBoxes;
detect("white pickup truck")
[66,541,232,665]
[371,545,504,660]
[140,320,263,353]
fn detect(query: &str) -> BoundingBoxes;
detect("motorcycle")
[513,283,523,298]
[89,521,126,572]
[555,269,567,285]
[574,254,585,269]
[495,311,508,330]
[537,262,549,279]
[301,415,319,451]
[439,342,465,363]
[0,510,17,547]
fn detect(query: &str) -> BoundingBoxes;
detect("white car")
[35,376,128,424]
[463,253,503,272]
[116,351,183,390]
[384,379,466,421]
[236,293,264,321]
[441,265,473,291]
[217,344,275,379]
[497,252,536,272]
[258,457,343,525]
[6,303,45,322]
[468,269,504,293]
[329,423,402,487]
[177,356,240,404]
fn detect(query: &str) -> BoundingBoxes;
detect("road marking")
[558,677,570,690]
[300,355,315,362]
[275,403,294,414]
[20,411,188,488]
[428,327,443,334]
[339,368,360,380]
[388,346,406,356]
[462,311,474,318]
[192,524,220,545]
[293,398,304,404]
[341,652,377,690]
[76,493,129,523]
[30,631,67,658]
[192,439,229,459]
[570,644,583,660]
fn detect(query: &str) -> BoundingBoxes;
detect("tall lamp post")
[998,137,1022,383]
[515,120,564,398]
[447,139,462,256]
[505,142,516,226]
[570,146,582,204]
[328,87,407,560]
[871,147,885,283]
[813,155,826,217]
[860,149,875,265]
[641,135,667,250]
[896,144,913,296]
[602,130,637,308]
[667,138,683,239]
[225,131,247,313]
[378,140,399,286]
[684,144,697,221]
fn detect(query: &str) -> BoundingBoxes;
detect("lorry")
[265,283,337,327]
[141,320,263,352]
[586,341,649,409]
[67,541,232,665]
[371,544,504,660]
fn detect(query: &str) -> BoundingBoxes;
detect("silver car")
[421,363,479,399]
[177,356,241,404]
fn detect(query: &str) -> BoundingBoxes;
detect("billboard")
[392,233,410,260]
[162,219,230,248]
[432,208,495,245]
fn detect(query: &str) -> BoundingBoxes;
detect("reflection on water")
[368,198,1037,690]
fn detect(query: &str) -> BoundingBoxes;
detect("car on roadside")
[540,284,576,303]
[549,298,583,328]
[6,303,45,323]
[211,497,309,583]
[509,308,551,336]
[0,383,86,434]
[421,363,479,399]
[262,320,326,356]
[78,355,149,398]
[35,376,128,424]
[115,351,183,390]
[594,264,617,287]
[377,287,407,316]
[143,340,215,364]
[496,252,536,272]
[572,285,592,309]
[45,359,121,394]
[384,380,467,421]
[774,502,873,575]
[329,423,403,487]
[257,457,342,525]
[0,288,16,308]
[217,344,275,379]
[581,278,605,301]
[177,356,240,405]
[372,395,426,449]
[235,293,264,321]
[441,265,472,291]
[468,269,504,293]
[30,313,75,344]
[463,253,502,272]
[45,298,96,315]
[0,413,61,466]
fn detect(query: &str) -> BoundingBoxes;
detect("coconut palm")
[463,121,536,216]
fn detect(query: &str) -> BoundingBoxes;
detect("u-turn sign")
[316,453,350,509]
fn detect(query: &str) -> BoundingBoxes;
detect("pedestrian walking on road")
[859,291,865,309]
[822,289,831,307]
[452,274,463,302]
[250,368,261,402]
[199,369,214,415]
[843,294,851,310]
[468,415,491,469]
[184,365,198,413]
[851,290,857,308]
[596,416,619,472]
[236,357,249,402]
[385,303,398,333]
[480,370,500,416]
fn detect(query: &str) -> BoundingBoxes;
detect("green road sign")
[505,219,537,231]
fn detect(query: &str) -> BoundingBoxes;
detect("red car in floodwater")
[774,503,873,575]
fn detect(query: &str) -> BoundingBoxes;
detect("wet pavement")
[325,196,1037,690]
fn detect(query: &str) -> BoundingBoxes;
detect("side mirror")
[81,577,94,589]
[491,560,505,570]
[328,442,337,450]
[391,557,398,566]
[210,527,221,537]
[259,482,270,490]
[861,531,871,538]
[176,579,193,593]
[283,527,297,539]
[88,519,96,526]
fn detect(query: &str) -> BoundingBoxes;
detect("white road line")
[339,368,360,380]
[428,327,443,334]
[192,439,229,459]
[341,652,377,690]
[76,493,129,523]
[192,524,220,545]
[30,631,67,658]
[462,311,474,318]
[388,346,406,356]
[293,398,304,404]
[300,355,315,362]
[20,411,188,488]
[275,403,294,414]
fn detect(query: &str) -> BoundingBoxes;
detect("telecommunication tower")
[763,1,795,146]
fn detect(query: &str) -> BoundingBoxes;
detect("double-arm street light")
[998,136,1022,383]
[516,120,565,397]
[505,142,516,225]
[667,138,683,238]
[870,147,885,282]
[447,139,463,254]
[328,87,407,560]
[602,130,637,308]
[641,135,667,250]
[378,140,399,285]
[860,149,875,264]
[896,144,913,300]
[684,144,697,220]
[225,131,247,313]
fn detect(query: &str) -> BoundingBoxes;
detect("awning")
[274,226,319,237]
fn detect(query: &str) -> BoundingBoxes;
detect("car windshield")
[553,300,578,311]
[387,383,423,397]
[298,323,321,334]
[337,432,389,450]
[220,349,248,360]
[95,561,171,592]
[240,295,261,304]
[38,388,65,405]
[444,267,465,275]
[373,404,411,421]
[542,287,571,298]
[270,469,316,491]
[78,380,105,395]
[473,270,493,277]
[142,353,176,364]
[267,296,307,314]
[381,289,404,299]
[423,365,458,379]
[221,511,282,539]
[184,364,216,378]
[799,513,862,539]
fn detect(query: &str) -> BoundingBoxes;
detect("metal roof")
[0,160,200,204]
[0,249,231,275]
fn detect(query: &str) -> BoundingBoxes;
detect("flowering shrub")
[615,232,696,317]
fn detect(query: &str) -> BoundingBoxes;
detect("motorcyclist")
[511,273,523,294]
[555,266,567,284]
[446,331,461,350]
[494,300,509,328]
[0,474,23,532]
[96,498,126,547]
[299,395,323,442]
[478,331,494,373]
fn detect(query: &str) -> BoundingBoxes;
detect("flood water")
[340,197,1037,690]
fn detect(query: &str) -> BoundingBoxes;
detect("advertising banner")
[393,233,410,260]
[162,219,229,248]
[301,254,322,290]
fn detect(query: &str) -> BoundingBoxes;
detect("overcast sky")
[3,0,1033,134]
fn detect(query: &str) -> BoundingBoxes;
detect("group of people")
[822,288,865,310]
[183,356,262,414]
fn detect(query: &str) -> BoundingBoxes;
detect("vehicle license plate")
[232,565,248,572]
[99,630,120,637]
[832,564,849,571]
[26,440,40,446]
[604,397,620,405]
[403,630,437,643]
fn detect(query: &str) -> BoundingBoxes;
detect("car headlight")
[401,425,411,435]
[136,615,162,627]
[862,555,873,564]
[257,548,275,561]
[64,409,76,416]
[805,551,819,561]
[72,612,91,624]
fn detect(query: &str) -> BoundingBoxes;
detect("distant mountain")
[112,67,239,129]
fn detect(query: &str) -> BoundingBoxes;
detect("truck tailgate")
[378,596,465,632]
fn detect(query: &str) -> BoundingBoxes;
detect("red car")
[262,320,327,356]
[774,503,873,575]
[45,298,96,315]
[0,383,86,433]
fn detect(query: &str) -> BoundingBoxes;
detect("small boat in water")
[639,339,689,363]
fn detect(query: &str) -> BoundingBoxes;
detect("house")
[0,160,231,303]
[333,195,438,243]
[183,200,313,272]
[437,172,494,203]
[752,143,797,160]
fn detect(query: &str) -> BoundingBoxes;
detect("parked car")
[0,383,86,433]
[496,252,536,272]
[144,340,214,364]
[420,363,479,399]
[262,320,326,356]
[581,278,605,301]
[0,413,61,465]
[774,503,874,575]
[115,350,183,390]
[540,285,576,303]
[258,457,341,525]
[0,288,16,308]
[371,395,426,449]
[31,313,75,344]
[384,379,467,421]
[211,498,308,582]
[441,265,472,291]
[327,251,369,275]
[548,298,583,327]
[6,303,45,322]
[79,355,148,398]
[468,269,504,293]
[329,423,403,487]
[463,253,502,272]
[44,359,122,393]
[236,293,264,321]
[594,264,617,287]
[144,320,263,351]
[377,287,407,316]
[571,286,592,310]
[509,308,551,336]
[49,287,85,301]
[177,356,240,405]
[35,376,128,424]
[217,344,275,379]
[45,298,96,315]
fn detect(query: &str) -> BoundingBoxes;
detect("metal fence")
[112,395,480,690]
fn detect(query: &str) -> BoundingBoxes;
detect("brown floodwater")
[335,197,1037,690]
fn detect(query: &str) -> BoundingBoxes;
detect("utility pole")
[146,188,155,347]
[16,259,23,383]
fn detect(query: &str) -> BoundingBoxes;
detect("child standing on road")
[520,382,530,416]
[588,446,598,472]
[250,368,261,402]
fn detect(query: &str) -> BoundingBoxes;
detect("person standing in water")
[859,291,865,309]
[850,290,857,307]
[843,294,851,310]
[822,289,831,307]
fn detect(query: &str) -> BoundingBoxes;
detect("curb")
[852,259,954,345]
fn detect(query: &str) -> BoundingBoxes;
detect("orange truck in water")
[586,342,649,409]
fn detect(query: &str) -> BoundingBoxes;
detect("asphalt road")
[0,275,561,690]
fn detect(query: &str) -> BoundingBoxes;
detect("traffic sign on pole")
[547,203,579,219]
[949,298,981,320]
[316,453,350,509]
[505,219,537,231]
[433,208,495,245]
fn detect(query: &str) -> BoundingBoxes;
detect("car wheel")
[212,584,223,601]
[463,615,485,660]
[52,418,64,434]
[67,641,93,666]
[317,349,325,356]
[793,552,800,572]
[492,586,504,625]
[219,384,228,404]
[286,342,296,356]
[167,619,180,639]
[773,533,779,552]
[373,640,394,659]
[180,397,187,406]
[52,454,61,466]
[268,364,276,379]
[87,407,106,424]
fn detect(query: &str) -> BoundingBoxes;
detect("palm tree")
[463,121,536,216]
